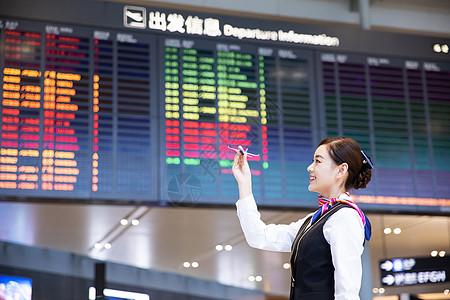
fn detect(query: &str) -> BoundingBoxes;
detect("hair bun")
[353,167,372,189]
[319,137,373,190]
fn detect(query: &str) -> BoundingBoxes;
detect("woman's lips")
[309,176,316,183]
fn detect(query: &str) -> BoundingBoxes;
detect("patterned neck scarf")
[311,192,372,241]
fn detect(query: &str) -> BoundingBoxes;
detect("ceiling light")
[120,219,128,226]
[444,289,449,295]
[379,288,385,294]
[191,262,199,268]
[224,244,232,251]
[104,243,111,249]
[183,262,190,268]
[372,288,379,293]
[442,44,449,53]
[94,243,102,249]
[131,219,139,226]
[393,228,401,234]
[283,263,290,269]
[248,275,255,282]
[215,245,223,251]
[431,250,438,257]
[434,44,442,53]
[255,276,262,282]
[384,228,391,234]
[439,251,445,257]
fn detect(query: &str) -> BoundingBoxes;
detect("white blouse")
[236,194,365,300]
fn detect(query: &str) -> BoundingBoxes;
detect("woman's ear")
[336,163,348,179]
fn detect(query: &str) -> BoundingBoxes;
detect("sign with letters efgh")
[380,256,449,286]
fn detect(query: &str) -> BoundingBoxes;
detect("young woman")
[232,137,373,300]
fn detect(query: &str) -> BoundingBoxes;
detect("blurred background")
[0,0,449,299]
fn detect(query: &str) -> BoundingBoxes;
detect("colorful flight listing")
[1,29,90,193]
[162,39,314,203]
[0,23,155,199]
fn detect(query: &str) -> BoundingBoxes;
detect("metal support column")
[358,0,371,30]
[360,242,373,299]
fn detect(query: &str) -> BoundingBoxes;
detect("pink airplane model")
[228,145,260,158]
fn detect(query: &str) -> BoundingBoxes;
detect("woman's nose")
[307,163,313,173]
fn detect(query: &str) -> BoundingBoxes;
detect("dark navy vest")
[289,203,352,300]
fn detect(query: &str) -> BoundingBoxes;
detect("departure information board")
[0,12,449,212]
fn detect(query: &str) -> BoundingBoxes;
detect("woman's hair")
[318,137,372,190]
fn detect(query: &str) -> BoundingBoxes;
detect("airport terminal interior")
[0,0,449,299]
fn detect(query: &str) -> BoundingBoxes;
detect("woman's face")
[307,145,340,196]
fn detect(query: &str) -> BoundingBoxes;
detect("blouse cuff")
[235,193,257,212]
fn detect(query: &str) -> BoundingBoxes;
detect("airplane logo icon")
[123,6,146,29]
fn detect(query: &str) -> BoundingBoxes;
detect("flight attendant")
[232,137,373,300]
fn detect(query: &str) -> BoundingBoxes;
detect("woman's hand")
[232,152,252,199]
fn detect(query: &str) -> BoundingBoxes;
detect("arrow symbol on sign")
[382,275,395,286]
[380,260,393,271]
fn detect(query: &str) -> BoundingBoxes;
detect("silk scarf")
[311,192,372,241]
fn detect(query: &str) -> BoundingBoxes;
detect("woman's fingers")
[232,152,246,172]
[237,152,248,167]
[232,151,252,187]
[233,152,240,166]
